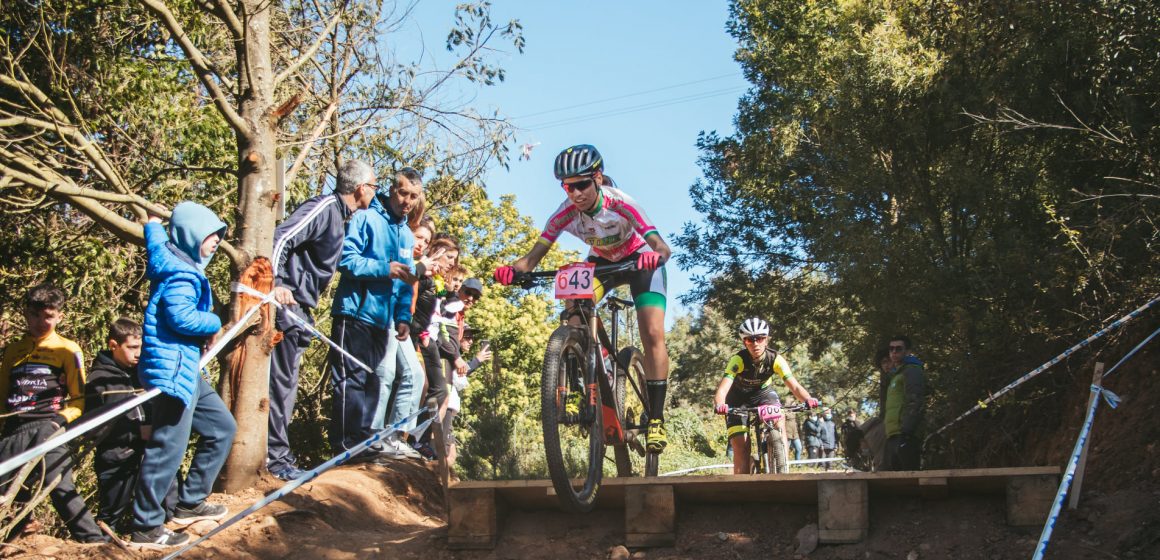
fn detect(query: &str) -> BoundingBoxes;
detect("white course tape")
[1031,386,1120,560]
[232,283,372,373]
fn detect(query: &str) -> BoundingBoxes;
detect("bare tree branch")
[137,0,251,136]
[211,0,245,41]
[275,4,348,87]
[284,100,338,186]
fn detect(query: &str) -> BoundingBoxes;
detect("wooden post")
[431,402,451,506]
[447,487,502,549]
[625,485,676,547]
[817,480,868,543]
[1069,362,1104,510]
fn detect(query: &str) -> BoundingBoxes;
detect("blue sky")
[405,2,748,325]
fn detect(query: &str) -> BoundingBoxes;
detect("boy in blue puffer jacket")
[127,202,237,549]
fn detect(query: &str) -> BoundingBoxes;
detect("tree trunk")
[217,0,279,493]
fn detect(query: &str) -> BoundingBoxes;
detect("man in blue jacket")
[329,167,420,456]
[129,202,237,549]
[266,159,378,481]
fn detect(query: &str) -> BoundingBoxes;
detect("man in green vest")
[883,335,925,471]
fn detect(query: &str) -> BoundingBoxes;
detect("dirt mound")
[3,461,451,560]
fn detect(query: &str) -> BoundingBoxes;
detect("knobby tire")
[767,427,788,474]
[541,326,603,513]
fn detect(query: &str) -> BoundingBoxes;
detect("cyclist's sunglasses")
[744,335,768,343]
[562,178,595,193]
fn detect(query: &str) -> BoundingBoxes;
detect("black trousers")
[884,434,922,471]
[268,306,315,470]
[0,418,102,541]
[93,446,177,530]
[327,316,389,451]
[412,334,446,446]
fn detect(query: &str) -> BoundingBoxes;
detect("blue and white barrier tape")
[1102,326,1160,380]
[165,409,432,559]
[1031,386,1119,560]
[1032,326,1157,560]
[929,294,1159,441]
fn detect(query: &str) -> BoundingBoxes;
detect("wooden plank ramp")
[447,466,1060,549]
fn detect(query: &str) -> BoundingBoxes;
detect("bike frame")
[519,262,649,445]
[727,403,809,473]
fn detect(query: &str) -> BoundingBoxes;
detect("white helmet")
[739,318,769,337]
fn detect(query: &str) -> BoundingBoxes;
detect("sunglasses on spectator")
[363,182,380,190]
[462,290,482,300]
[889,345,905,352]
[562,178,595,193]
[744,335,768,343]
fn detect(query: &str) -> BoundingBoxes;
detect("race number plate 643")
[554,262,596,300]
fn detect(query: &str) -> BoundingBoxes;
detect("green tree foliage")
[678,0,1159,466]
[1,0,527,495]
[432,189,578,479]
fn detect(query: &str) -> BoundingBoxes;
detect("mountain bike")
[721,403,810,474]
[513,260,658,512]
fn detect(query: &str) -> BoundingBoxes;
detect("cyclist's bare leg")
[635,306,669,381]
[636,305,670,453]
[730,434,750,474]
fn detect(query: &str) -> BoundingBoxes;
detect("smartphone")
[479,339,491,351]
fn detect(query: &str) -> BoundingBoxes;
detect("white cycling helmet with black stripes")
[739,317,770,337]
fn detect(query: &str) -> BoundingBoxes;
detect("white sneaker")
[377,436,421,460]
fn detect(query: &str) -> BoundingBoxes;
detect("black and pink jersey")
[538,186,659,262]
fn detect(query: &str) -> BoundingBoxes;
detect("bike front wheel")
[766,427,789,474]
[541,325,604,512]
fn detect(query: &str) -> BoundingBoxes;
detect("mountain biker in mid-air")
[713,318,819,474]
[494,144,674,454]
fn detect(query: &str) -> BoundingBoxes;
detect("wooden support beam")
[1006,474,1058,526]
[1069,362,1104,510]
[625,485,675,547]
[447,487,502,549]
[918,477,949,500]
[817,480,868,543]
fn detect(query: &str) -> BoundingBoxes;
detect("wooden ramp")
[448,466,1060,549]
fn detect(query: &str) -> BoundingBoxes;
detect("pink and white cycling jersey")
[538,186,659,262]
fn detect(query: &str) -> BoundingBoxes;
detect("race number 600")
[554,262,596,300]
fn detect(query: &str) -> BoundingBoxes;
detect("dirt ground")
[4,340,1157,559]
[4,457,1155,560]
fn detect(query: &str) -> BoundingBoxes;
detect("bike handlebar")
[511,260,639,289]
[716,403,813,415]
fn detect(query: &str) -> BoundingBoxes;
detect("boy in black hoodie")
[85,318,174,531]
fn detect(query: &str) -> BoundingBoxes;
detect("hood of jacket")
[169,201,228,270]
[92,350,134,377]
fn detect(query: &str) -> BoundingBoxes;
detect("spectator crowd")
[0,160,490,548]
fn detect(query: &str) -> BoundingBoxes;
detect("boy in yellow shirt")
[0,283,105,542]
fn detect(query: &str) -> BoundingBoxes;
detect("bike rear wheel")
[613,347,652,477]
[541,326,603,512]
[766,427,789,474]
